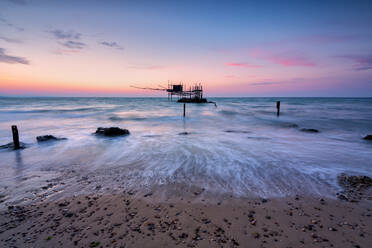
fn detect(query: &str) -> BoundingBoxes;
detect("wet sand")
[1,191,371,248]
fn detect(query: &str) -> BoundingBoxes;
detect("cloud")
[7,0,27,5]
[250,81,281,86]
[54,49,81,55]
[48,29,81,40]
[335,54,372,71]
[268,55,316,67]
[250,49,317,67]
[0,17,24,31]
[48,29,87,51]
[0,47,29,64]
[100,41,124,50]
[355,66,372,71]
[225,62,262,68]
[61,40,86,49]
[0,36,20,43]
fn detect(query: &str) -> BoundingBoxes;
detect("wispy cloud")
[0,36,21,43]
[0,17,24,31]
[54,49,81,55]
[61,40,86,49]
[250,49,317,67]
[250,81,281,86]
[7,0,28,5]
[0,47,29,64]
[225,62,262,68]
[268,54,316,67]
[100,41,124,50]
[48,29,87,51]
[335,54,372,71]
[48,29,81,40]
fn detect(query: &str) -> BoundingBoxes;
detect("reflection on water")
[0,97,371,205]
[14,150,24,183]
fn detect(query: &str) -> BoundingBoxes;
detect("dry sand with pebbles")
[1,188,372,248]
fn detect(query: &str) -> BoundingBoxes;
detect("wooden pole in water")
[276,101,280,116]
[183,103,186,117]
[11,125,20,150]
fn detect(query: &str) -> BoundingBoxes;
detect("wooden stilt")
[11,125,20,150]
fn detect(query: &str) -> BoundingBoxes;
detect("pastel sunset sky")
[1,0,372,96]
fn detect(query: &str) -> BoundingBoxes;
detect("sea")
[0,97,371,205]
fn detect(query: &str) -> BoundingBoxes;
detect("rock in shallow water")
[178,132,189,135]
[363,135,372,140]
[337,173,372,202]
[338,173,372,189]
[36,135,67,142]
[0,142,27,150]
[300,128,319,133]
[95,127,130,136]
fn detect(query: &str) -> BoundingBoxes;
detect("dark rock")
[179,233,188,239]
[0,142,26,150]
[336,192,348,201]
[363,135,372,140]
[300,128,319,133]
[64,212,74,218]
[232,238,239,246]
[338,173,372,189]
[225,130,251,134]
[36,135,66,142]
[95,127,130,137]
[58,201,70,207]
[337,173,372,202]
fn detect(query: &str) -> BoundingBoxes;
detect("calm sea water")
[0,97,371,205]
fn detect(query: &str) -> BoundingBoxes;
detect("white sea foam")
[0,97,371,205]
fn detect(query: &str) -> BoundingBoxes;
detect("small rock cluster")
[337,173,372,202]
[36,135,67,142]
[95,127,130,136]
[300,128,319,133]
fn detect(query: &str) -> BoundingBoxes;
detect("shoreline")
[1,191,371,248]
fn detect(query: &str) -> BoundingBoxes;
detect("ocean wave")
[1,107,100,114]
[109,116,147,121]
[219,109,240,116]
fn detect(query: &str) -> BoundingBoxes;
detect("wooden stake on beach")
[183,103,186,117]
[11,125,20,150]
[276,101,280,116]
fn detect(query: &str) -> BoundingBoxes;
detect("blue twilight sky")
[0,0,372,96]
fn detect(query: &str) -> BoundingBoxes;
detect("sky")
[0,0,372,97]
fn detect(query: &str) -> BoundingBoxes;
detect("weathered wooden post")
[183,103,186,117]
[276,101,280,116]
[11,125,20,150]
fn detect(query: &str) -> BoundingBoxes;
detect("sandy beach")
[1,187,372,248]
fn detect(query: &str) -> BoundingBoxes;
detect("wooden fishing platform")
[131,82,210,104]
